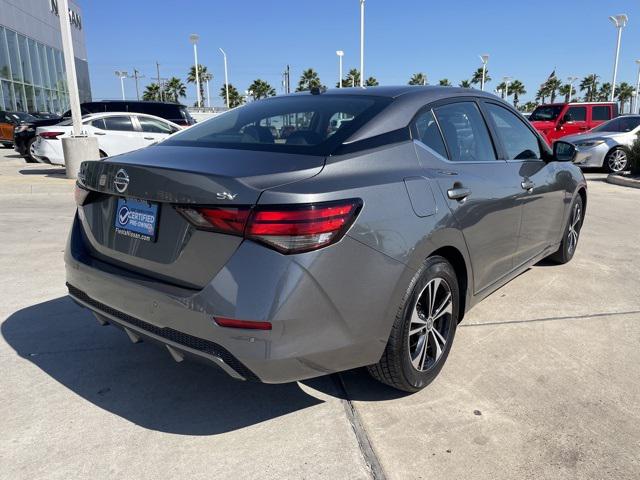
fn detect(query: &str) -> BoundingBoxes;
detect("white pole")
[359,0,365,87]
[634,61,640,114]
[336,50,344,88]
[120,76,125,100]
[609,15,628,102]
[220,48,229,108]
[194,44,201,107]
[58,0,82,136]
[481,64,486,91]
[206,79,210,108]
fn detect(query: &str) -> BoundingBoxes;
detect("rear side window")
[412,109,448,158]
[138,117,176,134]
[485,104,540,160]
[102,116,135,131]
[163,95,391,155]
[90,118,106,129]
[567,106,586,122]
[592,105,611,121]
[433,102,496,162]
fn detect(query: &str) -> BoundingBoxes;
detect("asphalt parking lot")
[1,148,639,479]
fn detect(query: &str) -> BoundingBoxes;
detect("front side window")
[90,118,106,129]
[592,105,611,121]
[412,109,448,158]
[163,95,391,155]
[486,104,540,160]
[433,102,496,162]
[566,106,586,122]
[529,105,563,121]
[102,116,135,131]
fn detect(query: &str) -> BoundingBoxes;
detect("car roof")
[83,111,180,126]
[91,100,186,106]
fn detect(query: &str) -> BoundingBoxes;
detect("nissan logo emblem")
[114,168,129,193]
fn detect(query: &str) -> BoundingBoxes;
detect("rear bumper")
[65,213,410,383]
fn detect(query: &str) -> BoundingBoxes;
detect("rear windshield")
[162,94,391,155]
[529,105,564,121]
[592,116,640,133]
[9,112,37,122]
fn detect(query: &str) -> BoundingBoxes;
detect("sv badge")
[216,191,238,201]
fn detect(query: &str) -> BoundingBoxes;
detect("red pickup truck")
[529,102,618,145]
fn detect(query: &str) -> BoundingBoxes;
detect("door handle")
[447,186,471,200]
[521,180,535,192]
[144,136,155,140]
[94,131,105,135]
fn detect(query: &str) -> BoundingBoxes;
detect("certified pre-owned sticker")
[114,198,158,242]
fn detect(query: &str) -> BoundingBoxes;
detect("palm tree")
[142,83,162,101]
[508,80,526,108]
[408,72,427,85]
[470,67,491,87]
[187,64,212,106]
[337,68,361,88]
[164,77,186,103]
[439,78,452,86]
[545,76,562,103]
[248,79,276,100]
[580,74,599,102]
[521,101,538,112]
[535,84,550,104]
[598,83,612,102]
[365,76,379,87]
[616,82,634,113]
[558,84,573,102]
[459,80,471,88]
[296,68,324,92]
[220,83,244,108]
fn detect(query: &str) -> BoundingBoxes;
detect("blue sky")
[85,0,639,106]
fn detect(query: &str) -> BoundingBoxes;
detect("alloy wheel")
[608,149,627,173]
[408,277,453,372]
[567,202,581,255]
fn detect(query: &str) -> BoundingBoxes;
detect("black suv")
[14,101,195,162]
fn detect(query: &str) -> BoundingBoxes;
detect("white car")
[33,112,182,165]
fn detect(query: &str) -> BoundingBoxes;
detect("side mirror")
[553,141,577,162]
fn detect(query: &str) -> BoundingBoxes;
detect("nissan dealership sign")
[50,0,82,30]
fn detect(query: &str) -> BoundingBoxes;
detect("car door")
[0,113,14,142]
[560,105,588,137]
[415,99,523,294]
[97,115,147,156]
[136,116,179,144]
[481,101,566,266]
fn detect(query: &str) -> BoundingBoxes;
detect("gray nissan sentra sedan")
[66,86,586,392]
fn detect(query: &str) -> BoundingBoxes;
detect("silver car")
[564,115,640,173]
[66,87,587,392]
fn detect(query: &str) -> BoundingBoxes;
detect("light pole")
[567,76,578,102]
[189,33,201,108]
[336,50,344,88]
[479,54,489,91]
[115,71,128,100]
[503,76,511,100]
[359,0,365,87]
[219,48,229,108]
[609,14,628,101]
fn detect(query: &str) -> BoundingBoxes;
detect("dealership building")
[0,0,90,114]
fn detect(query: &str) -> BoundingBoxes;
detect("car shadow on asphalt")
[2,296,332,436]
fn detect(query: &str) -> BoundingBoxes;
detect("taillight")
[39,131,64,139]
[176,199,362,254]
[74,183,90,206]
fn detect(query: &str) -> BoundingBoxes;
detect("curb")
[607,174,640,189]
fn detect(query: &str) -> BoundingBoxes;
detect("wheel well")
[431,246,468,322]
[577,186,587,213]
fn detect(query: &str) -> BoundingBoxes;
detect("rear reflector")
[177,199,362,254]
[39,131,64,139]
[214,317,272,330]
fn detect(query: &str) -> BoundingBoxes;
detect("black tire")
[24,137,39,163]
[548,194,583,264]
[368,256,459,393]
[604,147,628,174]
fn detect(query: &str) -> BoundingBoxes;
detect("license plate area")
[114,197,159,242]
